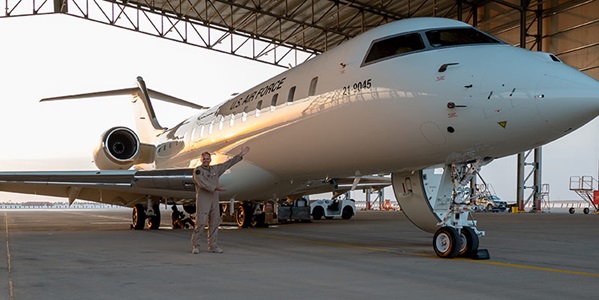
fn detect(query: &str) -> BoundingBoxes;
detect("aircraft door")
[391,166,453,233]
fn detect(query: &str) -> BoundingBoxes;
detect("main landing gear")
[131,198,162,230]
[393,160,491,259]
[222,201,272,228]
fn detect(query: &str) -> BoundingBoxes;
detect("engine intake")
[106,128,139,160]
[94,127,154,170]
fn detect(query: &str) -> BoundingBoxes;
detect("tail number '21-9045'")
[342,79,372,96]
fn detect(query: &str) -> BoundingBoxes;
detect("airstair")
[569,176,599,214]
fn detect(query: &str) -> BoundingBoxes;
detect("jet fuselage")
[151,18,599,201]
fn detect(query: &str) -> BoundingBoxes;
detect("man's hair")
[201,151,211,158]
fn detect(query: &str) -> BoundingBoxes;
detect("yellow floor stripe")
[242,231,599,277]
[473,261,599,277]
[245,232,432,257]
[4,212,15,300]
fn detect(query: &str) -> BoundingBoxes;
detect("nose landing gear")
[433,161,489,259]
[393,160,491,259]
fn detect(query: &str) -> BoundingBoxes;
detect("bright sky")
[0,15,598,204]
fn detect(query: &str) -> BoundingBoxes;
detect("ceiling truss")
[2,0,479,67]
[2,0,598,68]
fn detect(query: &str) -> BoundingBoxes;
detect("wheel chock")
[472,249,490,260]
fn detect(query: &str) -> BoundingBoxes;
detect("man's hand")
[215,186,226,191]
[240,146,250,157]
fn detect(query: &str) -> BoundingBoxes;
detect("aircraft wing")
[0,169,196,206]
[286,175,391,200]
[330,176,391,190]
[0,168,390,206]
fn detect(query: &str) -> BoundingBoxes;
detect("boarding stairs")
[539,184,551,212]
[569,176,599,213]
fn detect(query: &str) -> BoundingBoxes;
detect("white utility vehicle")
[310,199,356,220]
[476,195,508,212]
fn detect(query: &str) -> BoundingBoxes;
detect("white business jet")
[1,17,598,258]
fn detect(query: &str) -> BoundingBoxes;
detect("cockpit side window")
[363,33,425,65]
[426,28,501,48]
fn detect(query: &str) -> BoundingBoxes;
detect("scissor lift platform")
[569,176,599,214]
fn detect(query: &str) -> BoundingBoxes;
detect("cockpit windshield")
[425,28,502,47]
[362,27,503,67]
[363,33,426,65]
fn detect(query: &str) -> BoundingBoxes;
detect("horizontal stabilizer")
[39,76,208,142]
[40,84,208,110]
[40,87,137,102]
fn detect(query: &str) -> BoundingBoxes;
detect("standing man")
[191,146,250,254]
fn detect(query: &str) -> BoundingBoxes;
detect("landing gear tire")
[312,207,324,220]
[569,207,575,214]
[132,204,146,230]
[183,205,196,215]
[147,204,161,230]
[250,213,266,228]
[236,203,252,228]
[583,207,590,214]
[171,212,182,229]
[458,227,479,258]
[433,226,460,258]
[341,206,353,220]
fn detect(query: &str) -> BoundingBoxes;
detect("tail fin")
[40,76,208,142]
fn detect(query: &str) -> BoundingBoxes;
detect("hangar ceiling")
[3,0,599,75]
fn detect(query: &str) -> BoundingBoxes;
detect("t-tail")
[40,76,207,143]
[40,76,207,169]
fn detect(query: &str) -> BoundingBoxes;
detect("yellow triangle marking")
[498,121,507,128]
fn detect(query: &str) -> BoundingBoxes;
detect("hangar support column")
[53,0,66,13]
[516,0,544,212]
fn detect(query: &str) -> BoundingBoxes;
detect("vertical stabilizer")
[132,77,166,143]
[133,76,208,143]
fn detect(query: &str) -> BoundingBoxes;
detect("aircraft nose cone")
[536,69,599,134]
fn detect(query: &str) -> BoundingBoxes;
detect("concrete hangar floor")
[0,209,597,299]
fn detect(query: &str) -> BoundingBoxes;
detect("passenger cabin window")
[309,77,318,96]
[287,86,296,103]
[242,107,248,122]
[191,127,198,141]
[185,130,190,144]
[426,28,501,48]
[255,100,262,117]
[218,116,224,130]
[209,120,214,134]
[270,94,278,111]
[364,33,425,64]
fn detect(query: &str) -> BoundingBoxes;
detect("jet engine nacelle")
[93,127,155,170]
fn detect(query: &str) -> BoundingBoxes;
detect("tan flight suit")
[191,154,243,250]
